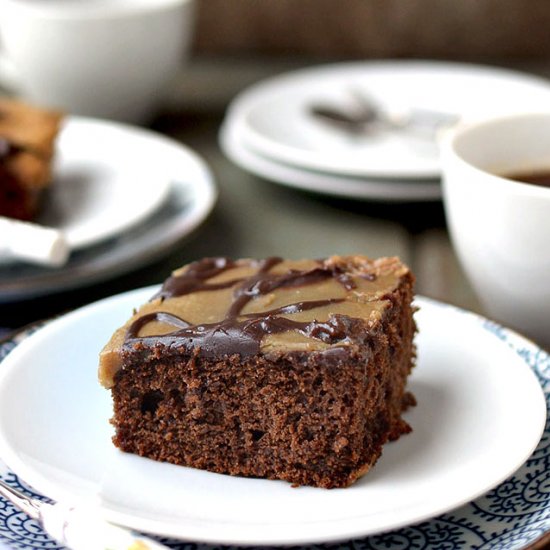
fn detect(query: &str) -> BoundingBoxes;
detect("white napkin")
[0,216,69,266]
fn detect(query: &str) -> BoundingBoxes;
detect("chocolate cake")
[0,98,63,221]
[99,255,416,488]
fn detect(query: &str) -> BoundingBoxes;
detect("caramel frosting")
[99,256,409,388]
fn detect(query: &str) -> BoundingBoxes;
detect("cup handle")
[0,40,20,90]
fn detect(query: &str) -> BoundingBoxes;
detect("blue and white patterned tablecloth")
[1,314,549,550]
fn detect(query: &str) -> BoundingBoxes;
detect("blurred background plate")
[38,117,175,250]
[227,61,550,179]
[220,116,442,202]
[0,145,217,303]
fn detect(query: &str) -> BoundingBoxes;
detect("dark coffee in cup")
[505,170,550,188]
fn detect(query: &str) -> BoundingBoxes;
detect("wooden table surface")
[0,57,485,332]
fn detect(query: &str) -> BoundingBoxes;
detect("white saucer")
[0,130,217,302]
[220,117,442,201]
[228,61,550,179]
[39,116,177,249]
[0,291,545,545]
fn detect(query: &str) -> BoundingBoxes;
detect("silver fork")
[309,88,459,137]
[0,477,171,550]
[0,478,42,520]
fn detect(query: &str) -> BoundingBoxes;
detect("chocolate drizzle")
[155,257,240,300]
[125,257,365,357]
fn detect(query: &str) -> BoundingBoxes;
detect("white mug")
[0,0,195,123]
[441,113,550,349]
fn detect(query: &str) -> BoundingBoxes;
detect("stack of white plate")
[220,61,550,202]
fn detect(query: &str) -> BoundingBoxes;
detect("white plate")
[0,150,217,302]
[220,117,442,201]
[38,116,176,249]
[229,61,550,179]
[0,291,545,546]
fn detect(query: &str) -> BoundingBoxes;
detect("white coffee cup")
[0,0,195,123]
[441,113,550,349]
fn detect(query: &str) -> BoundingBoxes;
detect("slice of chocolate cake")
[0,98,63,221]
[99,255,416,489]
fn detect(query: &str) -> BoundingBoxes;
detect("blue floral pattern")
[0,302,548,549]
